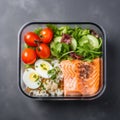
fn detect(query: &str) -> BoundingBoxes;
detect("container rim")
[17,22,106,100]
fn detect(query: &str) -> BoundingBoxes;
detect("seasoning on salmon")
[60,58,101,96]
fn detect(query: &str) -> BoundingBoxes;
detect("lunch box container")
[18,22,106,100]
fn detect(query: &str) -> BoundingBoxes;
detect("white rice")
[55,89,63,96]
[51,59,60,67]
[30,90,49,97]
[29,79,63,97]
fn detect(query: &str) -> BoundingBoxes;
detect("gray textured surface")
[0,0,120,120]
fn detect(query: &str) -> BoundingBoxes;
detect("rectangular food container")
[18,22,106,100]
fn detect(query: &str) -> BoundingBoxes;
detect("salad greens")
[47,24,90,39]
[47,24,102,61]
[50,42,70,59]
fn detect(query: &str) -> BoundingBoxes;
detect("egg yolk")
[29,73,39,82]
[40,62,50,71]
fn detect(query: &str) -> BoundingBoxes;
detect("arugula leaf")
[58,51,74,60]
[76,45,102,61]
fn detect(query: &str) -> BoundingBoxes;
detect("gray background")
[0,0,120,120]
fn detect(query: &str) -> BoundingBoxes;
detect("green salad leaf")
[71,27,90,40]
[47,24,74,37]
[75,35,102,61]
[50,42,70,59]
[46,24,102,61]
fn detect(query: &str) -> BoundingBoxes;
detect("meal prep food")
[20,24,103,97]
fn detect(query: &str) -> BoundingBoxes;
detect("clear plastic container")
[18,22,106,100]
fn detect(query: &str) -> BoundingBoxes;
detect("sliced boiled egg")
[35,59,53,78]
[23,68,41,89]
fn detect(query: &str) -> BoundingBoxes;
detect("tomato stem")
[39,34,43,38]
[37,47,41,51]
[34,39,42,46]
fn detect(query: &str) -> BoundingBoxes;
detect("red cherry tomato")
[36,43,50,58]
[22,48,37,64]
[24,32,40,47]
[40,28,53,43]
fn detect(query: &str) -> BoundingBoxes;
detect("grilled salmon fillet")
[60,58,101,96]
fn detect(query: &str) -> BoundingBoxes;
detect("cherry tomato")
[36,43,50,58]
[24,32,40,47]
[40,28,53,43]
[22,48,37,64]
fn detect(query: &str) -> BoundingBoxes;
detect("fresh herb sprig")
[48,67,60,80]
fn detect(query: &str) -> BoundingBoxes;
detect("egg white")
[23,68,41,89]
[35,60,53,78]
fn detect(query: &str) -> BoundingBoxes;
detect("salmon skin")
[60,58,101,96]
